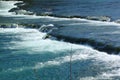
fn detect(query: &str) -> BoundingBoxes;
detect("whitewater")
[0,28,120,80]
[0,0,120,80]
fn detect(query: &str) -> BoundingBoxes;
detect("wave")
[1,1,120,26]
[0,28,83,53]
[0,45,101,72]
[2,46,120,80]
[0,1,120,55]
[34,49,120,80]
[0,1,22,16]
[1,1,120,27]
[1,28,120,80]
[0,23,120,54]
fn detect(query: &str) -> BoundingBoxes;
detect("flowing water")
[0,0,120,80]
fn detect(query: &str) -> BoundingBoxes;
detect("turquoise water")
[0,0,120,80]
[0,28,120,80]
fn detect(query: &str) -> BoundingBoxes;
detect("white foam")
[1,1,120,27]
[34,51,89,69]
[0,28,87,53]
[80,68,120,80]
[0,1,22,16]
[13,15,120,27]
[13,37,88,54]
[34,16,120,26]
[0,1,120,27]
[1,28,120,80]
[0,28,38,33]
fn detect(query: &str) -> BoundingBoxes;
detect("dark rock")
[8,8,20,12]
[39,24,57,33]
[14,2,25,7]
[11,24,18,28]
[19,24,40,28]
[14,9,34,15]
[38,14,111,22]
[0,25,8,28]
[49,33,120,54]
[114,19,120,23]
[48,14,86,19]
[86,16,111,22]
[68,15,87,19]
[42,34,51,39]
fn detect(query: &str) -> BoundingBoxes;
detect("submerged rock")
[0,25,8,28]
[68,15,87,19]
[39,24,58,33]
[14,9,34,15]
[47,14,86,19]
[40,14,111,22]
[0,24,23,28]
[11,24,18,28]
[86,16,111,22]
[8,7,20,12]
[14,2,25,7]
[21,23,41,29]
[114,19,120,23]
[9,7,34,15]
[42,34,51,39]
